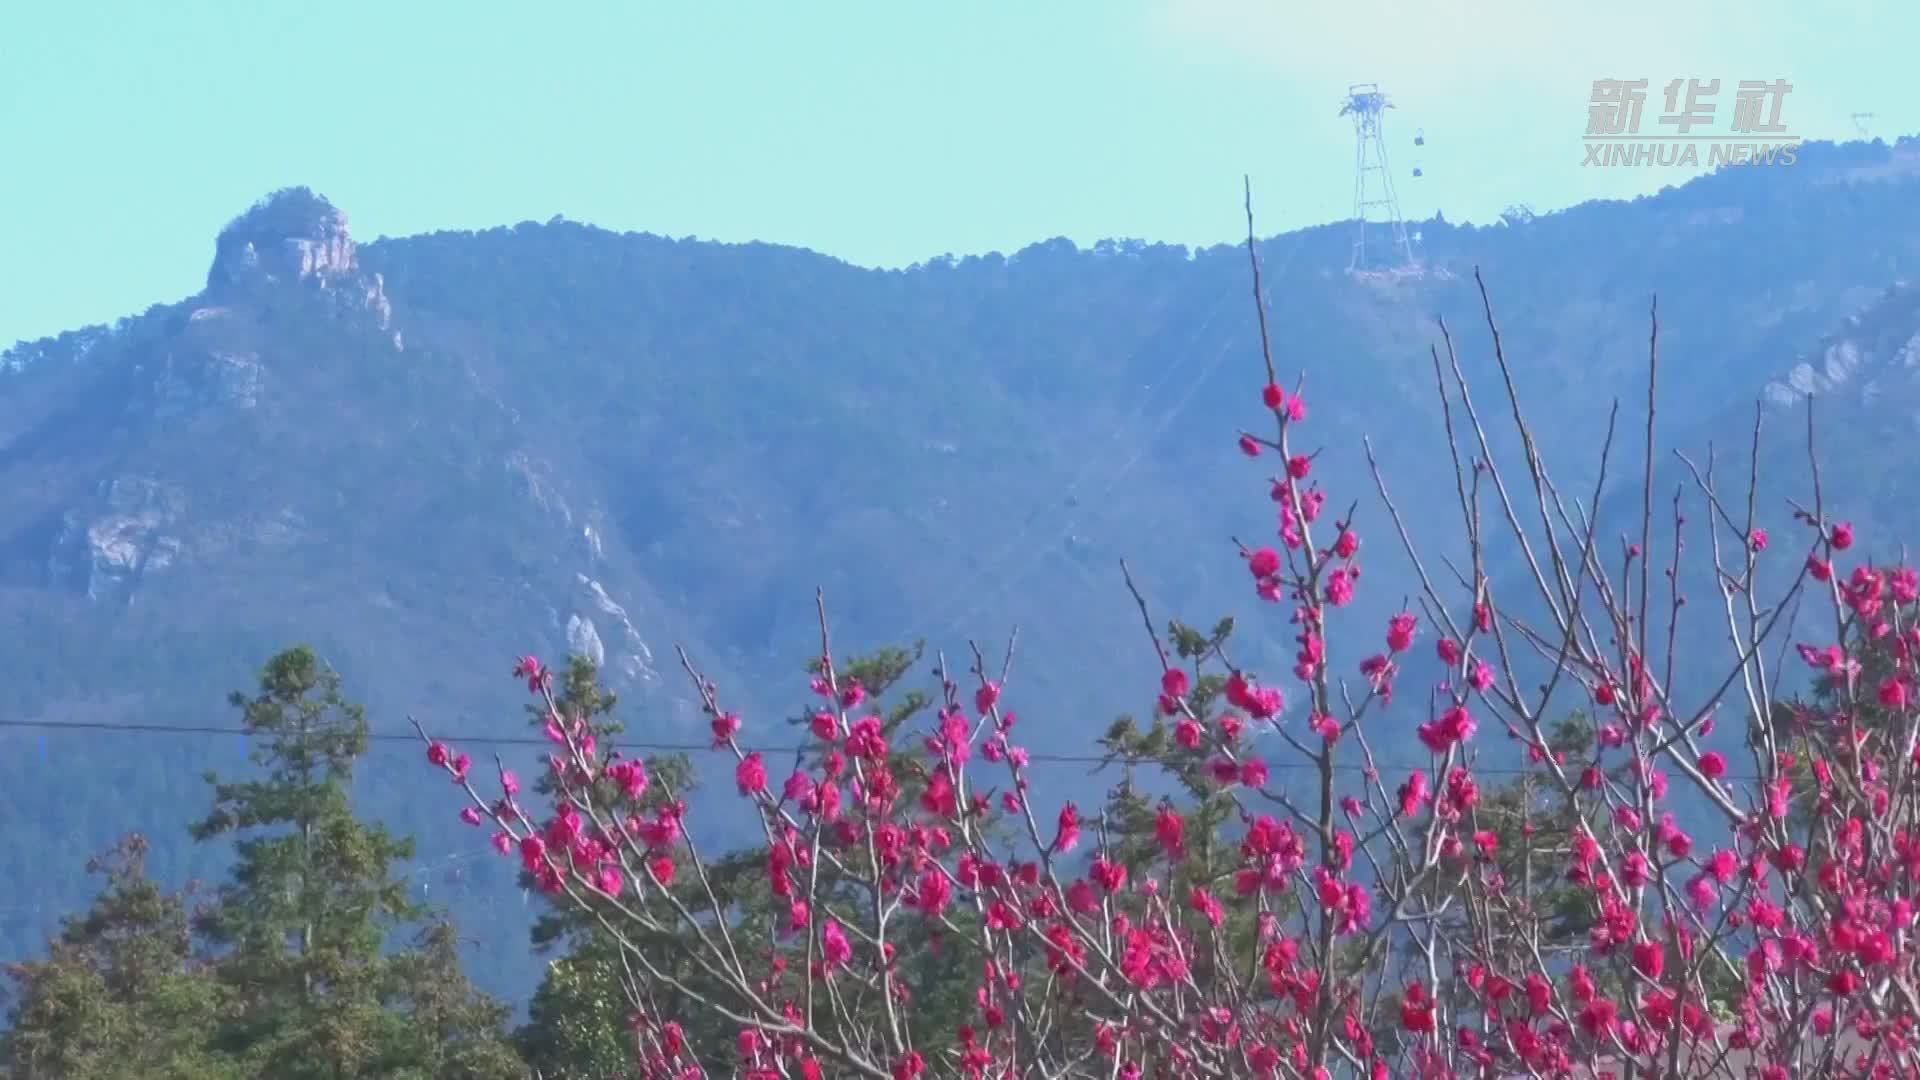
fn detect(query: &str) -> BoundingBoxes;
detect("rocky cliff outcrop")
[45,476,186,602]
[570,573,660,685]
[1763,281,1920,409]
[204,187,395,333]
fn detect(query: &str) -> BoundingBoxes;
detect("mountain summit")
[204,186,394,333]
[208,186,357,289]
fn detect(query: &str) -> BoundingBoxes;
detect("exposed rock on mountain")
[1763,280,1920,410]
[205,187,396,334]
[572,572,660,685]
[46,476,185,602]
[209,187,358,288]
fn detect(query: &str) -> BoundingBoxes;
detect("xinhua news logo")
[1584,78,1799,167]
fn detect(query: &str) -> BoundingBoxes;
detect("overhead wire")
[0,716,1762,780]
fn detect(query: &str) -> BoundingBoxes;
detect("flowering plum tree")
[418,186,1920,1078]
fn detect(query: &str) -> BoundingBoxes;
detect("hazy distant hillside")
[6,136,1920,1004]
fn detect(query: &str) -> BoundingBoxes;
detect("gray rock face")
[1762,281,1920,410]
[507,446,663,689]
[578,574,658,684]
[209,191,358,289]
[565,613,606,667]
[46,477,186,601]
[556,575,659,687]
[204,188,394,331]
[504,447,661,689]
[1763,340,1864,406]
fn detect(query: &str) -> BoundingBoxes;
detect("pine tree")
[381,920,530,1080]
[191,645,522,1080]
[1,834,236,1080]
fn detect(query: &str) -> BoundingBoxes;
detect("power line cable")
[0,717,1760,780]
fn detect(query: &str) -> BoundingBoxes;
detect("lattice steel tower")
[1342,83,1419,273]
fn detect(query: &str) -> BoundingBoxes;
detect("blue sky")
[2,1,1911,346]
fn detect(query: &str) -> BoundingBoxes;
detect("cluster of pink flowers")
[404,314,1920,1078]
